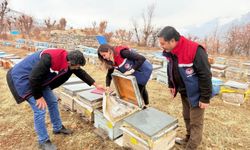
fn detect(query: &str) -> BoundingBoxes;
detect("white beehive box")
[63,77,84,85]
[94,72,144,140]
[62,83,94,96]
[156,72,168,85]
[226,59,240,68]
[60,83,94,111]
[214,57,226,65]
[211,64,227,70]
[221,81,249,106]
[121,107,178,150]
[211,68,225,78]
[74,89,103,122]
[242,62,250,70]
[225,67,243,81]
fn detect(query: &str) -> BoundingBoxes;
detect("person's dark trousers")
[138,84,149,105]
[181,95,205,150]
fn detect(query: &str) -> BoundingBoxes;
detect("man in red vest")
[157,26,212,150]
[7,49,104,150]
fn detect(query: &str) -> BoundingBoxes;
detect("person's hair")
[157,26,180,41]
[97,44,114,69]
[67,50,86,66]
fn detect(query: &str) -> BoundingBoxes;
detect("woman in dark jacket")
[97,44,152,106]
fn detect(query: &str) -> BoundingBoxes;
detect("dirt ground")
[0,46,250,150]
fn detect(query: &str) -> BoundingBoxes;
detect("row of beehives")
[210,56,250,83]
[50,34,100,48]
[1,39,57,52]
[55,74,178,150]
[0,51,23,69]
[142,52,169,85]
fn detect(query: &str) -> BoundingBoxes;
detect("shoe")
[39,140,57,150]
[53,125,73,135]
[175,135,190,145]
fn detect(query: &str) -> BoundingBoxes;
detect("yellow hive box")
[220,81,249,106]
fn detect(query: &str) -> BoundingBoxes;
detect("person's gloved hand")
[123,69,135,76]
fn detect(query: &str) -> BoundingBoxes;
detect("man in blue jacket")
[157,26,212,150]
[7,49,103,150]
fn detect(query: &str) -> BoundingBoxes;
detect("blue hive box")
[212,77,223,96]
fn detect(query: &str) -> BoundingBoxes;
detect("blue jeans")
[27,87,62,144]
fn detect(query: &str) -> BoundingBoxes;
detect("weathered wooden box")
[226,59,240,68]
[156,68,168,84]
[211,64,227,70]
[121,107,178,150]
[60,83,94,111]
[9,58,23,66]
[94,72,144,140]
[221,81,249,106]
[214,57,226,65]
[74,89,103,122]
[211,68,225,78]
[225,67,243,81]
[242,62,250,70]
[59,92,75,111]
[208,56,214,64]
[156,72,168,85]
[242,69,250,83]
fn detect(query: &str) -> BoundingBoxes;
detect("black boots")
[39,140,56,150]
[53,125,73,135]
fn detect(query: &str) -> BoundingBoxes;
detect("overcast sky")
[8,0,250,32]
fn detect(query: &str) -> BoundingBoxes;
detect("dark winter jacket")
[163,37,212,107]
[6,49,95,104]
[106,46,152,86]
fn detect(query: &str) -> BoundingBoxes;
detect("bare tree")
[115,29,133,42]
[115,29,126,42]
[104,32,113,42]
[208,24,220,54]
[6,17,11,31]
[44,18,56,37]
[225,25,239,56]
[141,4,155,46]
[98,21,107,34]
[33,27,41,40]
[240,24,250,56]
[18,15,33,39]
[150,27,161,47]
[59,18,67,30]
[92,21,97,29]
[131,18,141,45]
[0,0,9,35]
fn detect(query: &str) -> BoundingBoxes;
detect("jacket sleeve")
[167,63,174,88]
[193,46,212,103]
[29,54,51,100]
[120,49,146,70]
[72,69,95,86]
[106,68,114,87]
